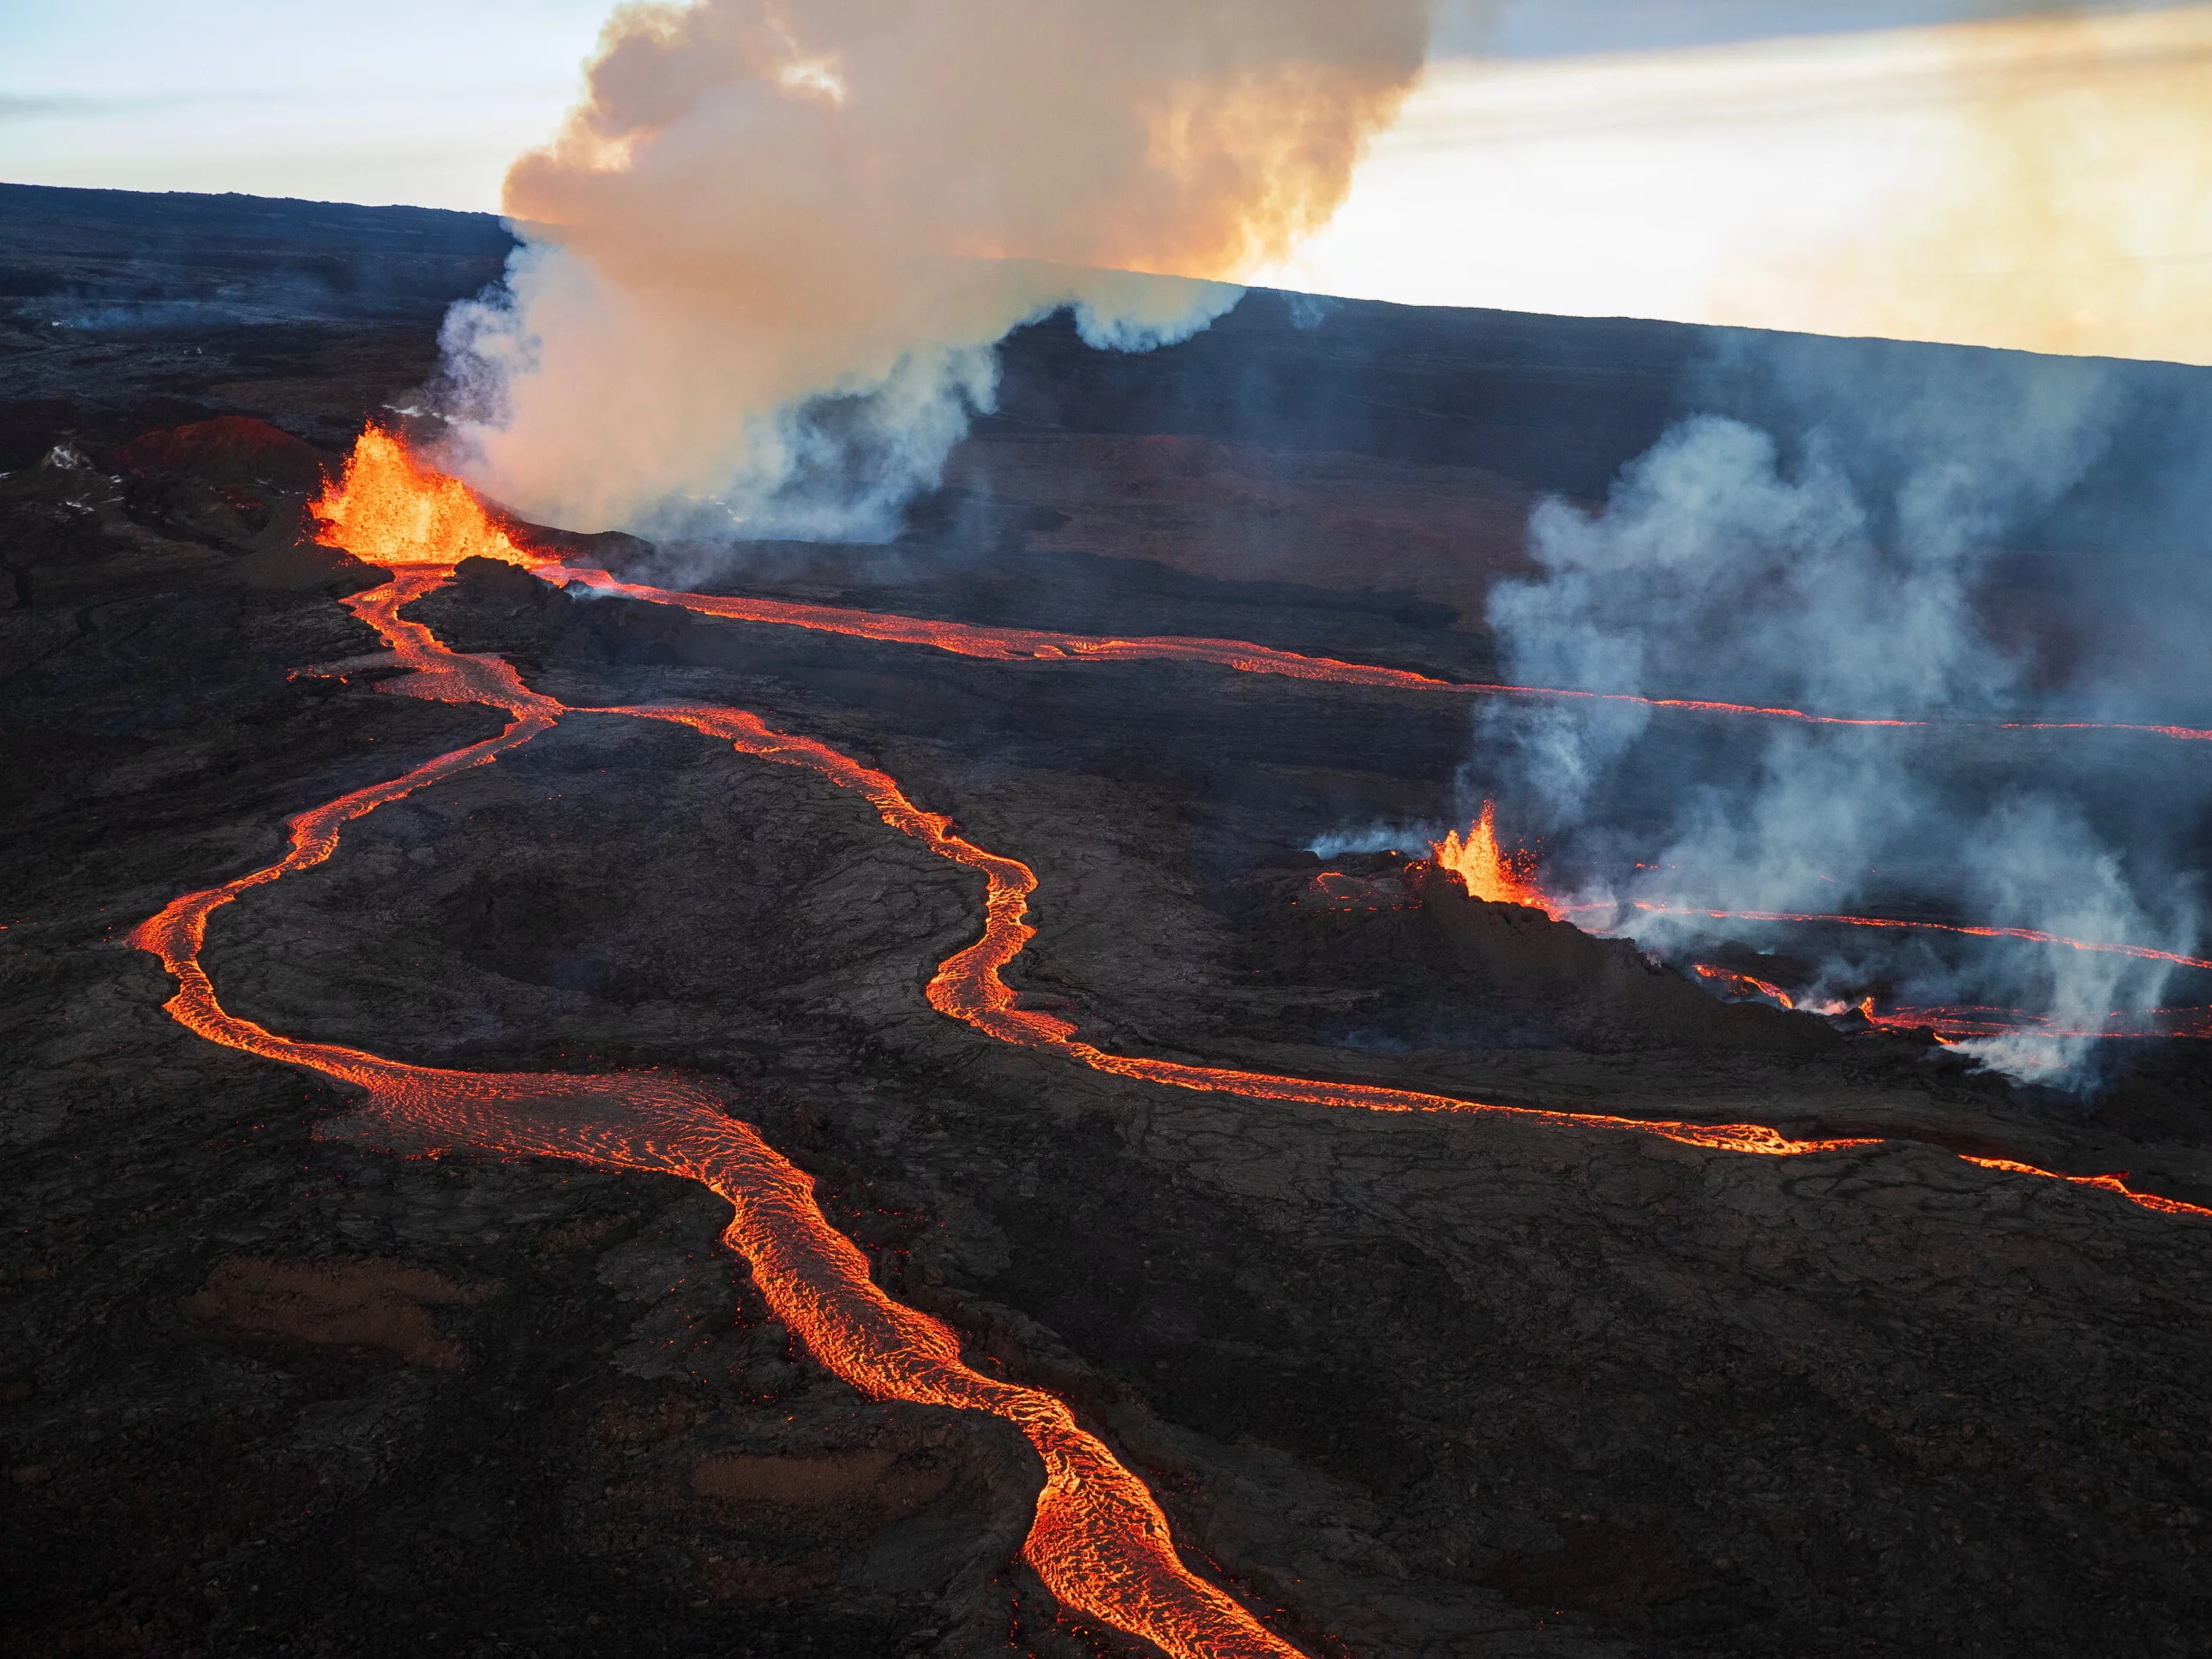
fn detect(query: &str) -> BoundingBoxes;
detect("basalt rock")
[5,189,2212,1659]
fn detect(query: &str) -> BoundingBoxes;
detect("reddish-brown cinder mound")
[117,416,332,494]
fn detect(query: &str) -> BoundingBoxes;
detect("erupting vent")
[311,425,541,570]
[1430,801,1559,915]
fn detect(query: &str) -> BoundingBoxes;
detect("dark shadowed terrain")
[3,183,2209,1659]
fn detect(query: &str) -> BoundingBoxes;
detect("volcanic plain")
[3,183,2209,1659]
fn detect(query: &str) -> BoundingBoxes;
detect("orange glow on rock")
[311,426,542,571]
[1692,963,1796,1009]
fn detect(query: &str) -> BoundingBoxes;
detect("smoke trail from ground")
[435,0,1434,541]
[1477,344,2201,1084]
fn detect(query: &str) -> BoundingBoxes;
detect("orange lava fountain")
[311,425,543,571]
[129,431,2212,1652]
[1429,802,1561,914]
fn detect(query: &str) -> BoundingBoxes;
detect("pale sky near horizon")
[1257,3,2212,364]
[3,2,2206,362]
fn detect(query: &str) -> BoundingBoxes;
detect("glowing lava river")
[129,430,2212,1659]
[535,561,2212,746]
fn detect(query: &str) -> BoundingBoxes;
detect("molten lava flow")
[130,428,2211,1654]
[1680,977,2209,1048]
[592,680,2209,1207]
[1959,1157,2210,1218]
[1430,802,1560,914]
[1632,903,2212,974]
[531,562,2212,745]
[131,567,1307,1659]
[336,437,2204,1201]
[2004,720,2212,743]
[312,425,543,570]
[537,563,1953,727]
[1847,999,2212,1042]
[300,430,2212,747]
[1691,964,1795,1009]
[600,704,2197,1179]
[503,710,1866,1170]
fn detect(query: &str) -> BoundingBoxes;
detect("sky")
[0,0,614,211]
[1443,0,2170,54]
[1258,3,2212,363]
[3,1,2207,362]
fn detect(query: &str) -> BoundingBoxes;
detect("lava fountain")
[311,424,543,571]
[1428,801,1562,914]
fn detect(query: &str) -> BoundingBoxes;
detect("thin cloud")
[1439,0,2204,57]
[0,90,195,121]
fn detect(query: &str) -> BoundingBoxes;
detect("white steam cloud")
[1479,350,2194,1085]
[436,0,1435,540]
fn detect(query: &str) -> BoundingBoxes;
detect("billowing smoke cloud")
[437,0,1433,539]
[1477,341,2200,1084]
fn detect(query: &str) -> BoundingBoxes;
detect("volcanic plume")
[1472,352,2209,1083]
[67,402,2212,1659]
[438,0,1432,539]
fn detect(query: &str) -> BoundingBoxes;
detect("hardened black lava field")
[3,183,2210,1659]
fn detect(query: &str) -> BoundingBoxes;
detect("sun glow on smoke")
[435,0,1432,542]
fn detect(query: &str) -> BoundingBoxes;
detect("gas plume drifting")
[1475,344,2205,1084]
[438,0,1432,538]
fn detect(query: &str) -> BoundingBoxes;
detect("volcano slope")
[6,195,2212,1659]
